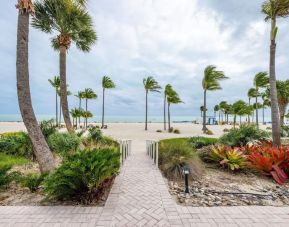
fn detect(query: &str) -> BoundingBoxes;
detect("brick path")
[1,140,289,226]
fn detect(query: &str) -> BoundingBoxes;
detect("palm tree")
[32,0,97,132]
[202,65,228,132]
[75,91,85,127]
[254,72,269,127]
[261,92,271,124]
[82,110,93,128]
[164,84,173,130]
[48,76,60,126]
[101,76,116,129]
[219,101,228,123]
[214,105,219,119]
[262,0,289,146]
[82,88,97,129]
[167,89,183,130]
[200,106,206,117]
[57,89,71,127]
[16,0,55,172]
[70,108,78,128]
[231,100,247,128]
[248,88,257,123]
[143,77,161,130]
[276,80,289,126]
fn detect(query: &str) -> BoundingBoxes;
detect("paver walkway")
[1,140,289,226]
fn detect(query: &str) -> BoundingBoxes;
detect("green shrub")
[168,127,174,133]
[21,173,48,192]
[0,132,33,158]
[48,132,81,157]
[0,166,12,189]
[159,139,203,180]
[88,127,103,142]
[40,119,57,139]
[219,124,269,147]
[0,154,30,168]
[188,137,218,149]
[173,129,180,134]
[281,126,289,137]
[44,148,120,203]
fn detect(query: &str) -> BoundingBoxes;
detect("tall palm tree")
[82,88,97,129]
[101,76,116,129]
[70,108,78,128]
[143,77,161,130]
[276,80,289,126]
[219,101,227,122]
[82,110,93,128]
[57,89,71,127]
[32,0,97,132]
[262,0,289,146]
[167,89,183,130]
[231,100,247,128]
[202,65,228,132]
[164,84,173,130]
[48,76,60,126]
[16,0,55,172]
[214,105,219,119]
[254,72,269,127]
[200,106,205,117]
[248,88,257,123]
[75,91,85,127]
[261,92,271,124]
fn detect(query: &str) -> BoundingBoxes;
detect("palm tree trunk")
[255,94,259,128]
[269,19,281,146]
[164,94,166,130]
[145,90,148,131]
[59,99,62,127]
[59,45,73,133]
[78,98,81,128]
[55,89,58,126]
[85,98,88,129]
[16,10,55,173]
[248,98,251,124]
[102,88,105,128]
[168,103,171,130]
[202,90,207,132]
[279,103,287,127]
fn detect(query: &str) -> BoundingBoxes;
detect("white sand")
[0,122,234,140]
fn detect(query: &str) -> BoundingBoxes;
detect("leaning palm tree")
[143,77,161,130]
[164,84,173,130]
[202,65,228,132]
[48,76,60,126]
[167,89,183,130]
[32,0,97,132]
[82,88,97,129]
[262,0,289,146]
[254,72,269,127]
[101,76,116,129]
[16,0,55,172]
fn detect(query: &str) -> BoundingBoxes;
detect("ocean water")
[0,114,201,123]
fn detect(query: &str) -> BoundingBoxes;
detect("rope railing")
[146,140,159,168]
[119,139,132,166]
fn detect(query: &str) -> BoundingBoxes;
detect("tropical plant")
[40,119,57,139]
[0,132,33,159]
[48,76,61,126]
[189,137,218,149]
[101,76,116,129]
[44,148,120,203]
[254,72,269,127]
[247,144,289,184]
[20,173,48,192]
[231,100,247,128]
[143,77,161,130]
[200,106,207,118]
[81,88,97,129]
[32,0,97,132]
[164,84,173,130]
[48,132,81,157]
[158,139,203,180]
[167,89,183,130]
[57,87,72,127]
[210,145,247,171]
[15,0,55,172]
[261,92,271,124]
[219,101,228,123]
[248,88,258,123]
[262,0,289,146]
[214,104,220,122]
[202,65,228,132]
[70,108,79,128]
[219,124,270,147]
[0,166,13,189]
[82,110,93,128]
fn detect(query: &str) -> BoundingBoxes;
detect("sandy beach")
[0,122,270,141]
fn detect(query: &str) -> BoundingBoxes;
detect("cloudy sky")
[1,0,289,119]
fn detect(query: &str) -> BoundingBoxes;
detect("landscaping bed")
[0,121,120,206]
[159,125,289,207]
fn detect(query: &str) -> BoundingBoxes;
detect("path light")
[182,165,190,194]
